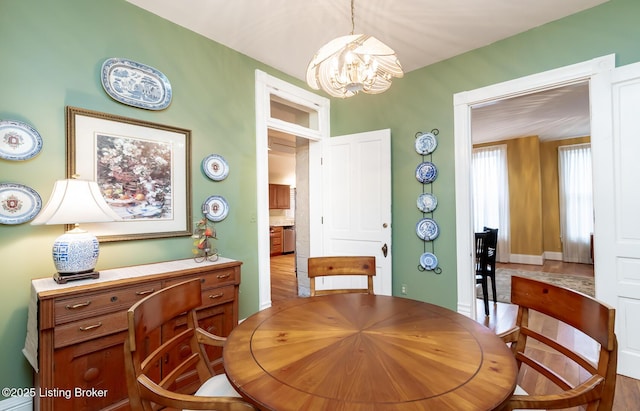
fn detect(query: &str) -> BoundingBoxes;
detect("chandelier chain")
[350,0,355,35]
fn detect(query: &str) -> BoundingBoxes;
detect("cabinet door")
[52,330,159,411]
[269,184,290,209]
[276,184,290,209]
[270,226,283,256]
[268,184,278,208]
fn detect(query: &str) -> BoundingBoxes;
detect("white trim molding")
[453,54,615,319]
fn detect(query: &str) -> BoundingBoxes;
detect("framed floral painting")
[66,106,191,241]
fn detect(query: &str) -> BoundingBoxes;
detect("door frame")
[453,54,615,318]
[255,70,330,310]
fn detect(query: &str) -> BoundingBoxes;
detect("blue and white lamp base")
[51,227,101,284]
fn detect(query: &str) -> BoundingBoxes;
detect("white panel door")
[592,61,640,379]
[318,129,392,296]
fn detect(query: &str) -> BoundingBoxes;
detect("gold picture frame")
[66,106,191,242]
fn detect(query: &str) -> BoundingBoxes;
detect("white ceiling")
[471,81,591,143]
[126,0,603,142]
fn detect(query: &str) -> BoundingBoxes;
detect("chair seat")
[185,374,244,411]
[194,373,242,398]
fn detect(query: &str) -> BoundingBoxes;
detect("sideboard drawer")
[54,311,127,349]
[164,267,239,290]
[201,285,235,308]
[54,282,161,324]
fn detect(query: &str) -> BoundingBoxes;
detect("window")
[472,145,510,262]
[558,144,593,263]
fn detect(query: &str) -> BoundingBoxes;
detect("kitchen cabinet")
[270,226,283,256]
[26,258,241,411]
[269,184,290,209]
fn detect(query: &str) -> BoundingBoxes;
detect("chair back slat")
[128,279,202,352]
[511,276,615,349]
[475,232,489,273]
[308,256,376,296]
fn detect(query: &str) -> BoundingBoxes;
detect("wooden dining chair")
[308,256,376,296]
[500,276,617,411]
[124,278,257,411]
[474,231,492,316]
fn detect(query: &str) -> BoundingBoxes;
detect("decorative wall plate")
[417,193,437,213]
[420,252,438,270]
[101,58,172,110]
[0,183,42,224]
[415,161,438,184]
[202,154,229,181]
[415,132,437,155]
[202,195,229,222]
[416,217,439,241]
[0,120,43,161]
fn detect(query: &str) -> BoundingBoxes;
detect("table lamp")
[31,178,121,284]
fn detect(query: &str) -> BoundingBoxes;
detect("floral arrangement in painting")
[192,217,218,262]
[96,134,172,220]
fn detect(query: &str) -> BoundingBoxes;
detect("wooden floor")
[270,254,639,410]
[496,260,594,277]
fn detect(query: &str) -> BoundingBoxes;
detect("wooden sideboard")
[25,258,242,411]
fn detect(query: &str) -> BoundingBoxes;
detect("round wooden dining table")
[223,294,517,411]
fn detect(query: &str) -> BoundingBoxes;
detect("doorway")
[453,55,615,318]
[255,70,329,310]
[470,82,592,266]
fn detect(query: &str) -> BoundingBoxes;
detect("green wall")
[330,0,640,308]
[0,0,301,390]
[1,0,639,394]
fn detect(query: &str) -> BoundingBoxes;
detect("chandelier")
[306,0,403,98]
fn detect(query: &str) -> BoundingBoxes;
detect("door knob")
[382,243,388,257]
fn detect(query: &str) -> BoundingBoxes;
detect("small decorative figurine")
[192,217,218,262]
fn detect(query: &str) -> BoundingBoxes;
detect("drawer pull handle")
[66,301,91,310]
[79,322,102,331]
[209,293,224,300]
[216,273,231,279]
[136,289,156,296]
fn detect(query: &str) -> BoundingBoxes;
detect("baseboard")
[544,251,563,261]
[509,253,544,265]
[0,396,32,411]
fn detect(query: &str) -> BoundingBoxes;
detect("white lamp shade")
[31,179,120,225]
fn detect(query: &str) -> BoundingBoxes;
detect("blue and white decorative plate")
[202,195,229,222]
[0,120,43,161]
[420,252,438,270]
[101,58,172,110]
[417,193,437,213]
[416,217,439,241]
[0,183,42,224]
[202,154,229,181]
[415,161,438,184]
[415,132,437,155]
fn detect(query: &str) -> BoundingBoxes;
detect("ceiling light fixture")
[306,0,403,98]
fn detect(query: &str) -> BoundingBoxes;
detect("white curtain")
[472,145,510,262]
[558,143,593,263]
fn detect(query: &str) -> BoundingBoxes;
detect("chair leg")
[481,275,489,316]
[489,273,497,304]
